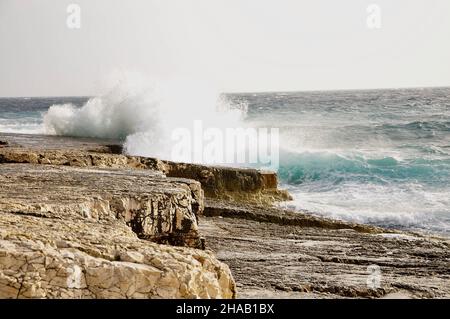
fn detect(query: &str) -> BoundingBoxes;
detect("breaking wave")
[44,77,246,160]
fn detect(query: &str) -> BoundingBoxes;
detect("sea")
[1,87,449,237]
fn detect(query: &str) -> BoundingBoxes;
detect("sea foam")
[44,77,246,161]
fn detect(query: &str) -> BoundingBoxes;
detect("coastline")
[1,132,449,298]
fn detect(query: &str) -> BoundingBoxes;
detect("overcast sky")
[1,0,450,97]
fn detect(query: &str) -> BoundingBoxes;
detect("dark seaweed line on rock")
[204,199,385,234]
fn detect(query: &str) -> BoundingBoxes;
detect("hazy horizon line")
[1,84,449,99]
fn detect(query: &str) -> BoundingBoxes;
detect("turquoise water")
[231,87,450,236]
[1,87,450,236]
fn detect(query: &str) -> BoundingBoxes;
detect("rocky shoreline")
[0,133,449,298]
[202,202,450,298]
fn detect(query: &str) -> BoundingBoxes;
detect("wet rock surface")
[163,162,292,204]
[201,201,450,298]
[204,200,385,234]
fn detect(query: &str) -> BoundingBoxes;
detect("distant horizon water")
[2,84,450,99]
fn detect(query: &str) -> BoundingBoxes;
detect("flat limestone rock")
[0,164,204,247]
[200,201,450,299]
[0,164,235,299]
[0,132,121,153]
[0,133,291,205]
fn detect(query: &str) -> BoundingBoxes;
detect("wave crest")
[278,150,450,185]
